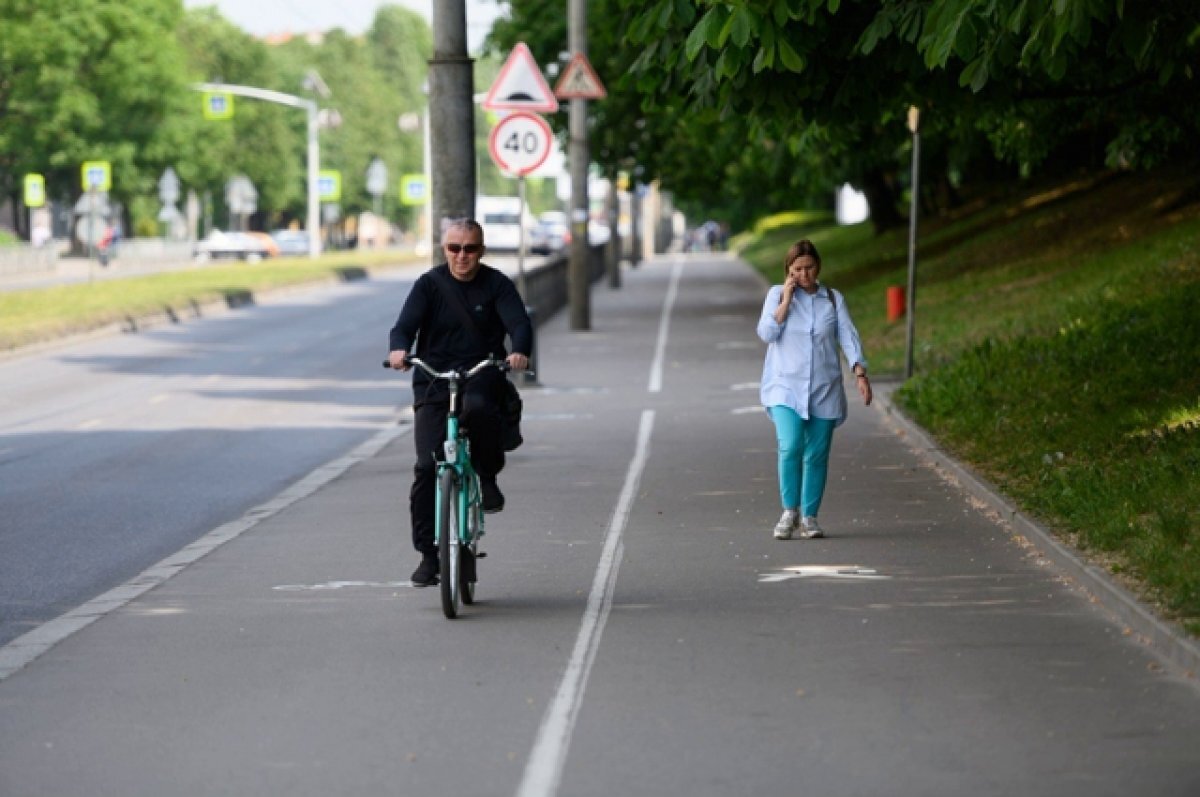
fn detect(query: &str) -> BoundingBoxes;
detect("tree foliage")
[0,1,434,236]
[489,0,1200,231]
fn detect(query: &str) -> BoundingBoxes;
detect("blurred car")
[194,230,274,262]
[477,196,524,252]
[477,195,545,253]
[588,220,611,247]
[271,229,311,256]
[537,211,571,252]
[527,222,552,255]
[246,231,280,258]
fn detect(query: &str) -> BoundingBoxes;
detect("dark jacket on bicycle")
[389,263,532,556]
[389,264,532,406]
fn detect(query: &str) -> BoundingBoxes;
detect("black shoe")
[480,476,505,514]
[410,555,439,587]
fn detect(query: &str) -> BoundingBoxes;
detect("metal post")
[193,83,323,258]
[904,106,921,380]
[567,0,590,330]
[606,178,620,288]
[517,175,528,299]
[87,187,95,284]
[429,0,475,249]
[630,187,642,268]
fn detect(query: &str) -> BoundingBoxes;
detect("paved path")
[1,254,1197,796]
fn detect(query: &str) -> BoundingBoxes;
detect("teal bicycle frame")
[402,356,504,618]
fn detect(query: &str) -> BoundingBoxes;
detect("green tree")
[0,0,194,238]
[492,0,1200,232]
[177,7,305,231]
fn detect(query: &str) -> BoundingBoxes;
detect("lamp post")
[904,105,921,380]
[193,81,330,259]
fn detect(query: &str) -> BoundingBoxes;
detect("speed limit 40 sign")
[488,112,553,177]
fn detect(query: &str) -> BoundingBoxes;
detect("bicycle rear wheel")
[438,469,461,618]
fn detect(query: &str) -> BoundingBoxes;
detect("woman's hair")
[784,239,821,272]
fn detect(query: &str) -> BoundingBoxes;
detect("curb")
[872,380,1200,684]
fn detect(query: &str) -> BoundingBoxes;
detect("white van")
[477,196,535,252]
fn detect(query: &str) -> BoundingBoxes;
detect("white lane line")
[647,259,683,393]
[0,417,412,682]
[516,409,656,797]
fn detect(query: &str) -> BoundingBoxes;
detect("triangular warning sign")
[554,53,607,100]
[482,43,559,113]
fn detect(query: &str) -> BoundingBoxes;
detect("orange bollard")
[886,285,906,322]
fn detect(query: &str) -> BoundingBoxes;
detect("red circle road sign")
[488,112,553,176]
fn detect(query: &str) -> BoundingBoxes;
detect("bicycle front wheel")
[438,469,461,618]
[461,497,479,605]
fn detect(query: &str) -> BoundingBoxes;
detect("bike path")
[0,254,1197,796]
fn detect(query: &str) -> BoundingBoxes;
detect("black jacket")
[389,264,532,401]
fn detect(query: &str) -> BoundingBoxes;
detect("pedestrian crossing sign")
[24,174,46,208]
[81,161,112,192]
[554,53,606,100]
[401,175,428,206]
[203,91,234,120]
[318,171,342,202]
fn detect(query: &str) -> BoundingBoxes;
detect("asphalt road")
[1,254,1197,796]
[0,267,422,645]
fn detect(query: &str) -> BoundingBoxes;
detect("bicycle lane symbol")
[758,565,891,583]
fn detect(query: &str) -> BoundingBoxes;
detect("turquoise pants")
[769,406,836,517]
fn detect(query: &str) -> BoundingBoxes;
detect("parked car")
[527,222,552,255]
[270,229,311,256]
[194,230,274,262]
[537,211,571,252]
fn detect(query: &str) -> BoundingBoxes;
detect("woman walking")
[756,240,872,540]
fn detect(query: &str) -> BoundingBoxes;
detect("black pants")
[409,378,505,556]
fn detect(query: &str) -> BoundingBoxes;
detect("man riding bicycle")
[388,219,532,587]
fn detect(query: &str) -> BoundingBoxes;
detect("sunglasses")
[445,243,483,254]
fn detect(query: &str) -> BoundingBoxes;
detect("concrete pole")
[567,0,590,329]
[429,0,475,252]
[605,178,620,288]
[630,187,642,268]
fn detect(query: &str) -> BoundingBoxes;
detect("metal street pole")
[567,0,590,330]
[904,106,921,380]
[429,0,475,250]
[606,177,620,288]
[517,175,528,299]
[193,82,323,258]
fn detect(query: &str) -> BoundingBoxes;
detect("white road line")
[647,259,682,393]
[0,417,412,682]
[516,409,656,797]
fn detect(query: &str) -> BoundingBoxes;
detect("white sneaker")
[773,510,799,540]
[800,516,824,539]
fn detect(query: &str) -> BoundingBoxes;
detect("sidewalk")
[1,253,1196,796]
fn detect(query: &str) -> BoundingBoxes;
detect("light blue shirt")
[756,283,867,426]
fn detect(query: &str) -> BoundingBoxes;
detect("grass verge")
[0,250,421,352]
[737,167,1200,635]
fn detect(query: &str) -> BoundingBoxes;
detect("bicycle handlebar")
[381,356,513,380]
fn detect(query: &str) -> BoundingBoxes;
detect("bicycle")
[384,355,509,618]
